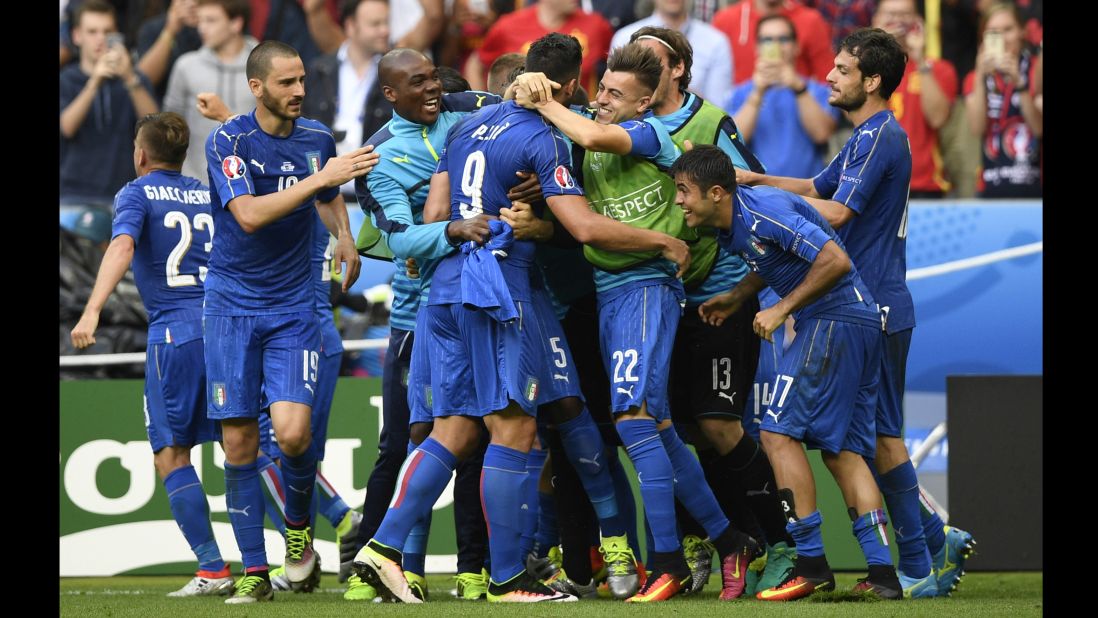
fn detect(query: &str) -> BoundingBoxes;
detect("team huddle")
[72,25,975,605]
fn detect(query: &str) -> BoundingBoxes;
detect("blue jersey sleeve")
[827,128,892,215]
[751,200,834,264]
[812,148,843,199]
[361,169,453,260]
[206,125,255,207]
[528,127,585,199]
[442,91,502,112]
[621,119,662,159]
[716,116,766,173]
[111,184,147,241]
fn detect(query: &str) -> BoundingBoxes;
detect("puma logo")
[391,154,411,164]
[227,505,252,517]
[717,391,736,405]
[766,409,782,423]
[746,482,770,497]
[475,94,486,107]
[250,159,266,173]
[616,385,635,398]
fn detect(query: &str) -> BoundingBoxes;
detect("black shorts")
[561,291,620,446]
[670,294,761,423]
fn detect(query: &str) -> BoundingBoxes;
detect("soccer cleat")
[933,525,976,597]
[718,534,760,600]
[590,545,608,583]
[269,565,291,592]
[600,534,640,599]
[353,539,422,603]
[167,566,235,597]
[758,542,797,592]
[284,525,321,592]
[336,510,364,583]
[343,573,378,601]
[453,569,488,600]
[682,535,715,594]
[224,574,273,604]
[899,569,940,599]
[406,572,429,601]
[625,565,689,603]
[757,573,835,601]
[525,550,561,582]
[487,571,577,602]
[852,566,903,600]
[547,574,599,599]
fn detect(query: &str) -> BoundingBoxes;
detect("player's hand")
[682,139,695,152]
[446,214,492,244]
[196,92,232,122]
[333,234,361,291]
[512,71,559,105]
[405,257,420,279]
[70,313,100,350]
[321,145,380,188]
[698,291,743,327]
[753,306,789,343]
[507,171,542,203]
[500,201,552,241]
[736,167,761,186]
[661,236,691,279]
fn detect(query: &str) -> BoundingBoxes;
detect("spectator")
[726,14,838,178]
[466,0,612,93]
[390,0,445,52]
[301,0,393,201]
[803,0,877,51]
[611,0,734,106]
[964,2,1041,198]
[874,0,958,198]
[302,0,347,54]
[135,0,203,102]
[587,0,636,31]
[713,0,834,84]
[61,0,159,209]
[247,0,323,66]
[162,0,258,182]
[439,0,496,71]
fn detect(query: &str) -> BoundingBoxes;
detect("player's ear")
[381,85,398,104]
[637,94,653,114]
[247,77,264,98]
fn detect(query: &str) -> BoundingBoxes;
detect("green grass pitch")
[61,571,1042,617]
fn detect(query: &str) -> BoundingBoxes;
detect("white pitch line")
[907,241,1042,281]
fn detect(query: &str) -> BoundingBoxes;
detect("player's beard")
[831,83,868,112]
[261,90,303,122]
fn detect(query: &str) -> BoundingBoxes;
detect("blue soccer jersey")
[204,111,338,315]
[356,91,501,332]
[812,110,914,334]
[429,101,585,305]
[111,170,213,341]
[719,185,880,329]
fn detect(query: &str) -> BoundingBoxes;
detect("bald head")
[379,48,432,88]
[379,48,443,125]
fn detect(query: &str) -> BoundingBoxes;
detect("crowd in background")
[59,0,1043,368]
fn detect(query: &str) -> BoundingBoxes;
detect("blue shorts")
[425,302,541,417]
[145,336,220,452]
[407,313,433,426]
[257,335,340,461]
[205,311,320,420]
[597,281,683,422]
[876,328,912,438]
[744,323,785,442]
[760,318,880,458]
[529,287,584,406]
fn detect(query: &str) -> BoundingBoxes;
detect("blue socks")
[558,410,627,538]
[256,454,287,536]
[374,438,456,552]
[403,511,432,577]
[877,462,932,577]
[920,490,947,556]
[280,443,318,527]
[787,510,825,558]
[224,461,268,570]
[482,444,529,584]
[519,446,547,558]
[608,448,640,552]
[658,428,730,540]
[617,419,678,553]
[853,508,894,567]
[314,471,351,527]
[164,465,224,572]
[534,488,559,557]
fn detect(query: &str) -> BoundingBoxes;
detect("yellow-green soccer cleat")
[336,510,364,583]
[453,569,488,600]
[224,574,273,604]
[682,534,715,594]
[600,535,640,599]
[284,526,321,592]
[343,572,378,601]
[406,572,429,601]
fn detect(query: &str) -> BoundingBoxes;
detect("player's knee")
[547,397,584,424]
[276,429,312,457]
[760,429,793,454]
[220,422,260,464]
[873,435,910,473]
[698,417,744,453]
[152,446,191,479]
